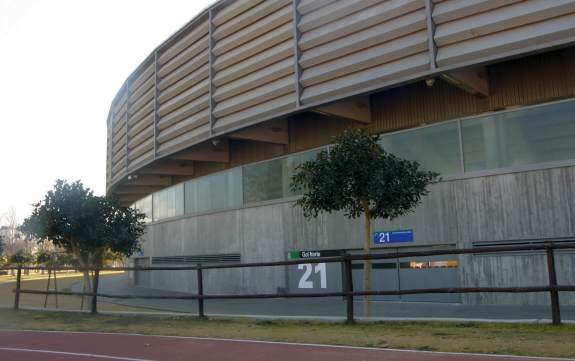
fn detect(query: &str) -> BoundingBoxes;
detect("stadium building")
[106,0,575,306]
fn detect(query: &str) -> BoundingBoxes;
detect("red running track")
[0,330,571,361]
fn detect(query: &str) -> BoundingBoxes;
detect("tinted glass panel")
[185,168,243,215]
[243,148,321,203]
[137,100,575,222]
[283,149,321,198]
[152,184,184,221]
[380,121,462,176]
[462,101,575,172]
[134,195,153,223]
[243,157,283,204]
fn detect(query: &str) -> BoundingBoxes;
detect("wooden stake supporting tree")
[38,251,60,309]
[291,128,438,317]
[43,267,59,309]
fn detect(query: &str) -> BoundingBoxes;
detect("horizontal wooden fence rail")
[15,285,575,299]
[15,285,575,298]
[4,242,575,324]
[5,242,575,272]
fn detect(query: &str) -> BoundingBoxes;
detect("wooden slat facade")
[107,0,575,199]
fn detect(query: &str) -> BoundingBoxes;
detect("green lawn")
[0,273,145,312]
[0,309,574,358]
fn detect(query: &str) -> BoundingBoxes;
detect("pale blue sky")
[0,0,212,225]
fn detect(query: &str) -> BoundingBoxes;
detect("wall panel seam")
[292,0,302,107]
[125,81,131,172]
[457,119,465,174]
[425,0,437,70]
[107,110,113,188]
[209,8,216,136]
[154,50,159,160]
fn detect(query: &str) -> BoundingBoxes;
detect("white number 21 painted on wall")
[298,263,327,289]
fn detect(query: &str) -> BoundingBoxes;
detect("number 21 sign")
[297,263,327,289]
[373,229,414,245]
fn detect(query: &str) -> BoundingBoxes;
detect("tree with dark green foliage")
[20,180,146,305]
[0,235,4,257]
[103,249,126,267]
[54,252,78,267]
[9,249,32,267]
[35,250,56,274]
[35,250,52,266]
[291,128,439,315]
[9,250,33,275]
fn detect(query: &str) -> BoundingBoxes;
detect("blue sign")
[373,230,413,245]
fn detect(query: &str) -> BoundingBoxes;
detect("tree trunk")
[361,199,372,317]
[70,246,104,311]
[91,250,104,313]
[77,256,92,311]
[70,243,91,311]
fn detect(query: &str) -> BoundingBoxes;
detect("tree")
[291,128,439,315]
[35,250,53,274]
[54,252,77,268]
[9,250,33,275]
[35,250,52,267]
[1,207,20,255]
[0,237,6,270]
[20,180,146,305]
[9,249,32,267]
[103,249,126,267]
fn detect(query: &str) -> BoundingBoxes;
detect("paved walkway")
[77,275,575,322]
[0,330,571,361]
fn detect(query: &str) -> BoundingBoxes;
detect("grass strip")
[0,309,574,358]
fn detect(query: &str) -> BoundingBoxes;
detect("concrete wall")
[383,165,575,306]
[136,165,575,306]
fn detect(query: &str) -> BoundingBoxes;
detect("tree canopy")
[291,128,439,222]
[0,236,6,267]
[20,180,146,268]
[35,250,53,266]
[9,249,32,266]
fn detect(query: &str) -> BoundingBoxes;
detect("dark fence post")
[545,244,561,325]
[197,264,205,319]
[343,255,354,323]
[13,266,22,310]
[91,269,100,315]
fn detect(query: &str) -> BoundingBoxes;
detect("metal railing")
[3,242,575,324]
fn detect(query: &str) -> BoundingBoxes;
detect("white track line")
[1,329,573,360]
[0,347,152,361]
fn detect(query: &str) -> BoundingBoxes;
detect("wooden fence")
[4,242,575,324]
